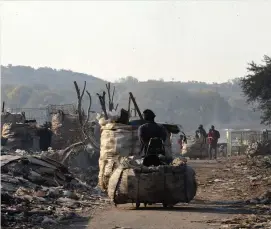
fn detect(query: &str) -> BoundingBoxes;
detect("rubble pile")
[41,146,99,187]
[1,148,35,156]
[64,148,99,187]
[196,155,271,229]
[1,155,79,189]
[1,154,108,229]
[246,140,271,156]
[207,214,271,229]
[197,155,271,202]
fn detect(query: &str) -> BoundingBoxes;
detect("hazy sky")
[1,1,271,83]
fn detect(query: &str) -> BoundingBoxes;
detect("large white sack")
[182,135,208,158]
[98,157,121,191]
[107,158,197,205]
[100,122,173,160]
[98,121,173,190]
[100,123,140,160]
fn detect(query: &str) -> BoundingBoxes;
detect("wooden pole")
[129,92,143,120]
[2,101,5,112]
[128,96,131,118]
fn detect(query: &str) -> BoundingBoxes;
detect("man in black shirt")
[207,125,220,160]
[138,109,167,156]
[195,124,207,142]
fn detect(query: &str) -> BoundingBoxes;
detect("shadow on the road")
[192,199,245,205]
[127,201,267,215]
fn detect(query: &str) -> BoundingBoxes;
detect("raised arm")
[160,125,167,142]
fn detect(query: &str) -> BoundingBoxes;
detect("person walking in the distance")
[178,131,187,154]
[207,125,220,160]
[195,124,207,143]
[195,124,208,157]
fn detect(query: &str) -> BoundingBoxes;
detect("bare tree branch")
[83,90,92,128]
[106,83,111,110]
[129,92,143,120]
[112,86,115,104]
[74,81,86,126]
[81,81,86,100]
[73,81,100,152]
[104,82,118,112]
[61,141,84,163]
[97,91,108,119]
[128,96,131,117]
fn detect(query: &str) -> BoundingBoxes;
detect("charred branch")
[106,82,118,112]
[73,81,100,152]
[96,91,108,119]
[129,92,143,120]
[83,90,92,128]
[73,81,86,126]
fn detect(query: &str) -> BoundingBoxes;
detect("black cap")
[143,109,156,120]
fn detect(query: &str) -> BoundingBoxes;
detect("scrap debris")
[206,214,271,229]
[1,154,109,229]
[196,154,271,229]
[246,140,271,157]
[197,155,271,201]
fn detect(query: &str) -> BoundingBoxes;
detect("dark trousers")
[208,144,217,160]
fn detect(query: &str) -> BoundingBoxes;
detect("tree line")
[1,56,270,131]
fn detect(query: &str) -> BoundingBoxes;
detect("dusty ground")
[61,158,271,229]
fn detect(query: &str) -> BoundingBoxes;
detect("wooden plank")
[129,92,143,120]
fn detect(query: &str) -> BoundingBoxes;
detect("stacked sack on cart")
[98,117,197,206]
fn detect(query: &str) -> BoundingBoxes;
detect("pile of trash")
[245,154,271,169]
[62,146,99,187]
[196,155,271,203]
[181,135,208,159]
[40,145,100,187]
[246,140,271,157]
[1,154,108,229]
[197,155,271,229]
[207,214,271,229]
[1,155,80,190]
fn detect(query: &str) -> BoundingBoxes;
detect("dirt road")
[63,159,268,229]
[88,202,252,229]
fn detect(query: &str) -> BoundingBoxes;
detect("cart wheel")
[136,202,140,209]
[162,203,168,208]
[144,203,147,207]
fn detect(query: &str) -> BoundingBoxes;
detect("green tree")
[240,55,271,125]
